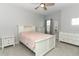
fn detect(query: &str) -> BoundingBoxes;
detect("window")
[47,20,50,26]
[72,18,79,25]
[46,20,51,33]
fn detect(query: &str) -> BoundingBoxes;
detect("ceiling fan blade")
[35,6,39,10]
[35,4,41,10]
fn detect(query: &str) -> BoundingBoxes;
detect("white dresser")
[0,35,15,50]
[59,32,79,46]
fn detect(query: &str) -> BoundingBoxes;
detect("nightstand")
[0,35,15,51]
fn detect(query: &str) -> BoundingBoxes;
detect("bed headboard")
[18,25,36,33]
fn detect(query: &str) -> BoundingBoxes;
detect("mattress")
[20,32,53,50]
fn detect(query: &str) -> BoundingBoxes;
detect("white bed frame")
[18,25,56,56]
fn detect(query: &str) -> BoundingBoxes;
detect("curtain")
[45,18,54,35]
[45,20,47,34]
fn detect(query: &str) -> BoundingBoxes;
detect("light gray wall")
[44,11,61,39]
[0,4,44,43]
[61,4,79,33]
[45,4,79,34]
[46,11,61,30]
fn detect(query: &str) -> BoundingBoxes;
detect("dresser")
[59,32,79,46]
[0,35,15,50]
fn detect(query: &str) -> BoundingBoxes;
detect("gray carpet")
[0,41,79,56]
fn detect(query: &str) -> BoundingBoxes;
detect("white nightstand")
[0,35,15,51]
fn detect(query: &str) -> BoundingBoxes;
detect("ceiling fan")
[35,3,55,10]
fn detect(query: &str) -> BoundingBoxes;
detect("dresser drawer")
[2,37,15,47]
[2,39,8,44]
[7,38,14,43]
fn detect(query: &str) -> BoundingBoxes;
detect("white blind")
[72,18,79,25]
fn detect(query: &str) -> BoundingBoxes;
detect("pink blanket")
[20,32,53,50]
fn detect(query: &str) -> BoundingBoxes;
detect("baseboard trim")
[59,41,79,47]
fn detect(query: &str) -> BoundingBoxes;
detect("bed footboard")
[34,36,56,56]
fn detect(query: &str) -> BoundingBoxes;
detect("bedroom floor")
[0,41,79,56]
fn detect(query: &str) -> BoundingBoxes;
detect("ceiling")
[14,3,75,16]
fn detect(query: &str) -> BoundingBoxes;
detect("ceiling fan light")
[40,4,44,7]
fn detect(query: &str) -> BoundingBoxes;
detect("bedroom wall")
[45,11,61,30]
[0,3,44,43]
[61,3,79,33]
[44,4,79,39]
[44,11,61,39]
